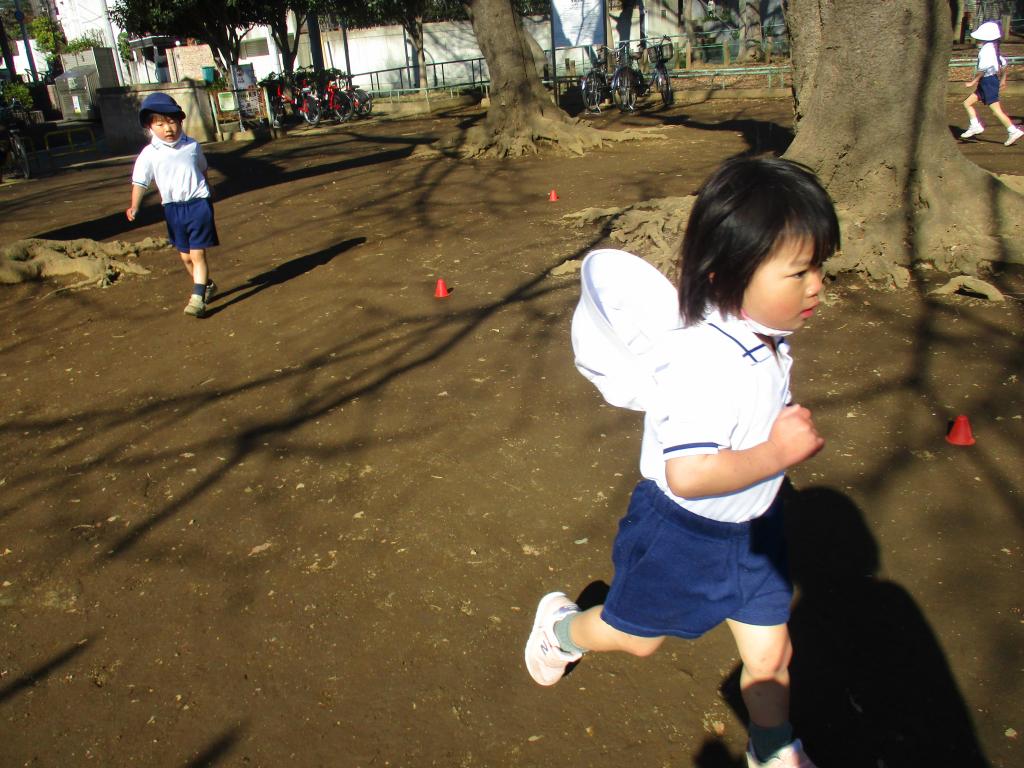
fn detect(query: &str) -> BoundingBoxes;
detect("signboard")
[551,0,607,48]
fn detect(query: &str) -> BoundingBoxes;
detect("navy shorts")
[977,75,1001,106]
[601,480,792,639]
[164,198,219,252]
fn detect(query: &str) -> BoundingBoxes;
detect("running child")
[127,92,218,317]
[525,157,840,768]
[960,20,1023,146]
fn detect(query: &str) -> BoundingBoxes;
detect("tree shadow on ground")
[29,132,429,244]
[718,484,990,768]
[0,637,93,705]
[204,237,366,317]
[184,725,246,767]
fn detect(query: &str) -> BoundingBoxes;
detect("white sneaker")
[1005,127,1023,146]
[746,739,818,768]
[524,592,582,686]
[960,123,984,139]
[184,294,206,318]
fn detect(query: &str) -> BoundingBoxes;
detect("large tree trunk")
[403,15,429,91]
[449,0,614,157]
[785,0,1024,286]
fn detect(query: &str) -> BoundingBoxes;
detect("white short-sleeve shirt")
[131,135,210,204]
[639,309,793,523]
[977,42,1006,77]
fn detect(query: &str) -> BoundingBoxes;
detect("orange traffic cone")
[548,189,559,202]
[945,414,976,446]
[434,278,451,298]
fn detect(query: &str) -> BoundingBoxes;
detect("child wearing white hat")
[960,21,1023,146]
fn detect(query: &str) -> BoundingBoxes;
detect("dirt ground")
[1,92,1022,768]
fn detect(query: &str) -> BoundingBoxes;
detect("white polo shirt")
[977,42,1006,77]
[640,309,793,523]
[131,135,210,204]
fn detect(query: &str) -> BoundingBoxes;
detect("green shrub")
[65,31,107,54]
[1,81,32,107]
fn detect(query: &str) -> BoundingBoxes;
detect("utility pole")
[307,14,325,72]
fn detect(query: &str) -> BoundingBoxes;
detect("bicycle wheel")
[354,89,373,116]
[582,75,602,112]
[301,94,321,126]
[330,91,353,123]
[10,134,29,179]
[615,75,636,112]
[657,70,673,106]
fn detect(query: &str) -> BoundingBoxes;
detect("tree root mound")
[561,196,695,278]
[0,237,164,290]
[416,114,664,160]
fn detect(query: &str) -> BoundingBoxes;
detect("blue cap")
[139,92,186,126]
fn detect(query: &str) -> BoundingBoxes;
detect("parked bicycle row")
[580,37,675,114]
[260,68,373,128]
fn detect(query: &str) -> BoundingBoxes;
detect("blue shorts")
[601,480,792,639]
[164,198,219,252]
[977,75,1001,106]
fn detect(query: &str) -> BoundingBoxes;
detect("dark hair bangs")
[677,157,839,326]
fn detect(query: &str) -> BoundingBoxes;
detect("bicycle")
[610,41,644,112]
[580,45,611,113]
[0,96,31,182]
[322,74,354,123]
[341,75,373,117]
[643,37,674,107]
[294,72,325,126]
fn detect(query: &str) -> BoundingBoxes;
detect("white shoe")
[1005,127,1023,146]
[960,123,984,139]
[183,294,206,318]
[745,739,818,768]
[524,592,582,686]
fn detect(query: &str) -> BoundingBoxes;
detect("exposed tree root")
[562,196,695,278]
[415,112,664,160]
[930,275,1005,302]
[1,237,163,288]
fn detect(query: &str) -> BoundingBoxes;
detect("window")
[242,38,270,58]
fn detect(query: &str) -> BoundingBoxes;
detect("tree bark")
[784,0,1024,285]
[448,0,610,157]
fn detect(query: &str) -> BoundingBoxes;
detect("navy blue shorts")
[164,198,219,252]
[601,480,792,639]
[977,75,1001,106]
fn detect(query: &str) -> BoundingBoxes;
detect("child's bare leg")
[727,619,792,726]
[188,249,208,287]
[963,92,980,123]
[568,605,666,656]
[178,250,194,280]
[988,101,1016,131]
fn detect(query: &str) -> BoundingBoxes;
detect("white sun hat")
[572,249,681,412]
[970,21,1001,42]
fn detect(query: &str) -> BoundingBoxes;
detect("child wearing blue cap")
[127,92,218,317]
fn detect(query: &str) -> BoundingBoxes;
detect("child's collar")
[150,133,187,149]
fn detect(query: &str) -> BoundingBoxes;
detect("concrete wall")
[97,82,218,154]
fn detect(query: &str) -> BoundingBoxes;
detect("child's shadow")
[720,484,991,767]
[205,237,365,317]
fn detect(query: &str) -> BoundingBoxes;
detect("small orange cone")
[434,278,450,298]
[945,414,976,446]
[548,189,559,202]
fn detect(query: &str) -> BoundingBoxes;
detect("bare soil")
[0,94,1022,768]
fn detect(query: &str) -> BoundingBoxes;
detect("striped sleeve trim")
[663,442,720,455]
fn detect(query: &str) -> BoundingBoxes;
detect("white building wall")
[52,0,129,83]
[11,38,49,80]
